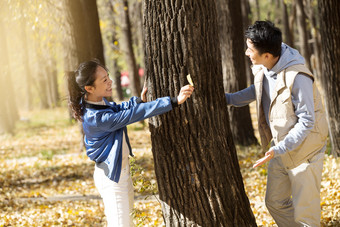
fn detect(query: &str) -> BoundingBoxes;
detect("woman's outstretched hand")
[141,82,148,102]
[177,85,194,105]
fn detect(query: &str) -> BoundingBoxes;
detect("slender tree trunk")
[289,1,296,48]
[318,0,340,157]
[0,16,19,134]
[20,5,33,111]
[304,0,322,79]
[216,0,258,146]
[241,0,254,86]
[130,0,145,68]
[144,1,257,226]
[255,0,260,20]
[119,0,141,96]
[107,0,124,100]
[296,0,311,69]
[48,59,59,107]
[281,0,293,47]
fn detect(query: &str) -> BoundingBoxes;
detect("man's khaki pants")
[265,152,324,227]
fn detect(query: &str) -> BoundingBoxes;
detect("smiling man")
[225,21,328,227]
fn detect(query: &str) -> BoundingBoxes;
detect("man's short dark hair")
[245,21,282,57]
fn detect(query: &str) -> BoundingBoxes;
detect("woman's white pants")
[94,164,134,227]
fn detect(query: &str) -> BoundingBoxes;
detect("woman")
[67,59,194,226]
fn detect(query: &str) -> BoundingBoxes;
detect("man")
[226,21,328,226]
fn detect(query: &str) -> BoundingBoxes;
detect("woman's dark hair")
[66,59,106,121]
[245,20,282,57]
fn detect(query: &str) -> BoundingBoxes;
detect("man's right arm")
[225,84,256,107]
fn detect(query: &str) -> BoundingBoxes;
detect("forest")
[0,0,339,226]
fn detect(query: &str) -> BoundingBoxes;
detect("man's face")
[245,39,267,65]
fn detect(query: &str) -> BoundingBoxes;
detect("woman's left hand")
[141,82,148,102]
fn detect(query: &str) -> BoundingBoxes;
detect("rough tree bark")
[318,0,340,157]
[216,0,258,146]
[144,1,257,226]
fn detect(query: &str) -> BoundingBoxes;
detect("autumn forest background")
[0,0,339,226]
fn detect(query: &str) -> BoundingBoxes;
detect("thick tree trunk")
[296,0,311,69]
[216,0,258,146]
[318,0,340,157]
[119,0,141,96]
[64,0,107,150]
[66,0,92,65]
[144,1,256,226]
[80,0,105,64]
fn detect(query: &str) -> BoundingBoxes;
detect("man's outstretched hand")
[253,148,274,168]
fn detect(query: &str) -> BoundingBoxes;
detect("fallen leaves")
[0,107,339,226]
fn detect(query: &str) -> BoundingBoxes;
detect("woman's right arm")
[87,85,194,132]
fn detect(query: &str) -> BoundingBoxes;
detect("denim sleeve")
[225,85,256,107]
[272,73,315,156]
[96,97,173,132]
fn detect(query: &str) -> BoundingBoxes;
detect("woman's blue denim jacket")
[82,96,174,182]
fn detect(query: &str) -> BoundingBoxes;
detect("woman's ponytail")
[66,59,106,121]
[66,71,85,121]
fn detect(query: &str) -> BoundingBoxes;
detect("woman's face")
[86,66,112,101]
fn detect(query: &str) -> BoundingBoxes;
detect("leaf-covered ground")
[0,108,339,226]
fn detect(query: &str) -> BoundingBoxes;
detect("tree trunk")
[216,0,258,146]
[318,0,340,157]
[296,0,311,69]
[281,0,293,47]
[0,15,19,134]
[80,0,106,64]
[119,0,141,96]
[130,0,145,68]
[304,0,322,80]
[255,0,260,20]
[144,1,257,226]
[64,0,107,151]
[49,58,60,107]
[107,0,124,100]
[241,0,254,86]
[289,1,296,49]
[20,4,33,111]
